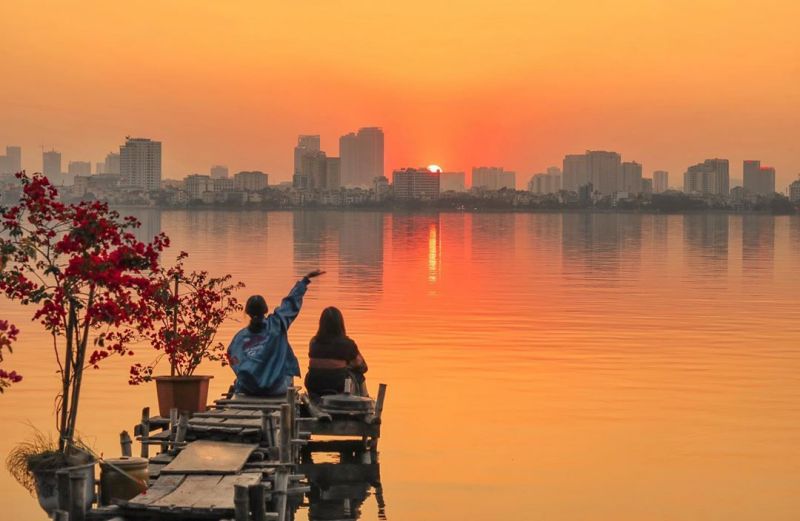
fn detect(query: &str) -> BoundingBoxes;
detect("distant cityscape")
[1,131,799,213]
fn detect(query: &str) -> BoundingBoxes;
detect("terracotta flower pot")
[154,375,213,417]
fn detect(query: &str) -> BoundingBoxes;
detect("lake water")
[1,210,799,520]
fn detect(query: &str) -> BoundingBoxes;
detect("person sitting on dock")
[305,306,369,398]
[227,270,325,396]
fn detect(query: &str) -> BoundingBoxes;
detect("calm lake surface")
[2,210,799,520]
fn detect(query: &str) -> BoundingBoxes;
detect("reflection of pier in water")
[297,456,386,520]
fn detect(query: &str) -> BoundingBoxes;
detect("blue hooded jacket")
[227,278,308,395]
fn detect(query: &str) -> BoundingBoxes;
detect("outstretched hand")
[305,269,326,279]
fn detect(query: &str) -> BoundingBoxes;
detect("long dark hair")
[245,295,268,333]
[314,306,346,342]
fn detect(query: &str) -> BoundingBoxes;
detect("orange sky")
[1,1,798,187]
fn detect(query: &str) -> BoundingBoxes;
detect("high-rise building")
[339,133,358,187]
[789,178,800,203]
[621,161,642,194]
[563,151,628,195]
[68,161,92,176]
[339,127,384,187]
[103,152,120,174]
[393,167,440,200]
[234,171,268,191]
[293,135,321,189]
[325,157,341,190]
[641,178,653,194]
[653,170,669,193]
[562,154,589,191]
[472,167,516,190]
[299,150,328,190]
[95,162,104,174]
[528,167,561,194]
[43,150,62,179]
[120,137,162,191]
[0,146,22,174]
[683,158,729,196]
[439,171,466,192]
[210,165,229,179]
[743,160,776,195]
[185,174,212,200]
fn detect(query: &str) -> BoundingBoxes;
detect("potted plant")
[130,251,243,416]
[0,173,168,513]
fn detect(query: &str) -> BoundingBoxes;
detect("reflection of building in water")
[338,212,385,299]
[119,208,162,244]
[293,211,336,275]
[471,213,516,264]
[790,216,800,256]
[391,214,440,283]
[561,214,642,276]
[682,214,729,272]
[742,215,774,276]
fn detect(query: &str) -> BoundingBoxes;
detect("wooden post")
[274,467,289,521]
[56,470,71,512]
[169,407,178,444]
[234,483,250,521]
[249,483,266,521]
[119,431,132,458]
[260,410,272,446]
[175,412,189,446]
[68,472,86,521]
[374,383,387,420]
[279,404,292,464]
[343,378,352,394]
[139,407,150,458]
[52,510,69,521]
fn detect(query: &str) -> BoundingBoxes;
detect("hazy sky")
[1,1,798,186]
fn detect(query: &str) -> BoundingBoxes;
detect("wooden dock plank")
[128,475,186,507]
[189,473,262,509]
[160,440,258,475]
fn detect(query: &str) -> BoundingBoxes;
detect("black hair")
[245,295,268,333]
[314,306,346,342]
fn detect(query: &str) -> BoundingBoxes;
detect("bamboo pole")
[279,404,291,465]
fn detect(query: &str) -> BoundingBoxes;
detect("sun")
[427,164,442,173]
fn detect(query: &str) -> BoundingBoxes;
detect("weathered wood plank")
[128,474,186,507]
[160,440,258,475]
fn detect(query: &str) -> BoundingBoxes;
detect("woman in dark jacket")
[304,307,368,397]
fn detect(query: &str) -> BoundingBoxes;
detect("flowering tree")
[0,320,22,392]
[0,173,168,451]
[129,252,243,384]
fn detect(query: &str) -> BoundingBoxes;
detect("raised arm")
[272,270,325,329]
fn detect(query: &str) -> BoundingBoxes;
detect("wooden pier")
[51,383,387,521]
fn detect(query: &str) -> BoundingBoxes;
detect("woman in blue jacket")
[227,270,325,396]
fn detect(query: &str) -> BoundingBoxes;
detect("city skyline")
[2,3,798,188]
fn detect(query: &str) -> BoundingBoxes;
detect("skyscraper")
[120,137,162,190]
[293,134,321,189]
[472,167,516,190]
[743,160,776,195]
[562,154,589,191]
[43,150,62,180]
[339,133,358,186]
[653,171,669,193]
[68,161,92,176]
[439,171,466,192]
[339,127,385,187]
[621,161,642,194]
[325,157,341,190]
[393,167,440,200]
[528,168,561,194]
[683,159,729,195]
[103,152,120,174]
[210,165,229,179]
[5,146,21,174]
